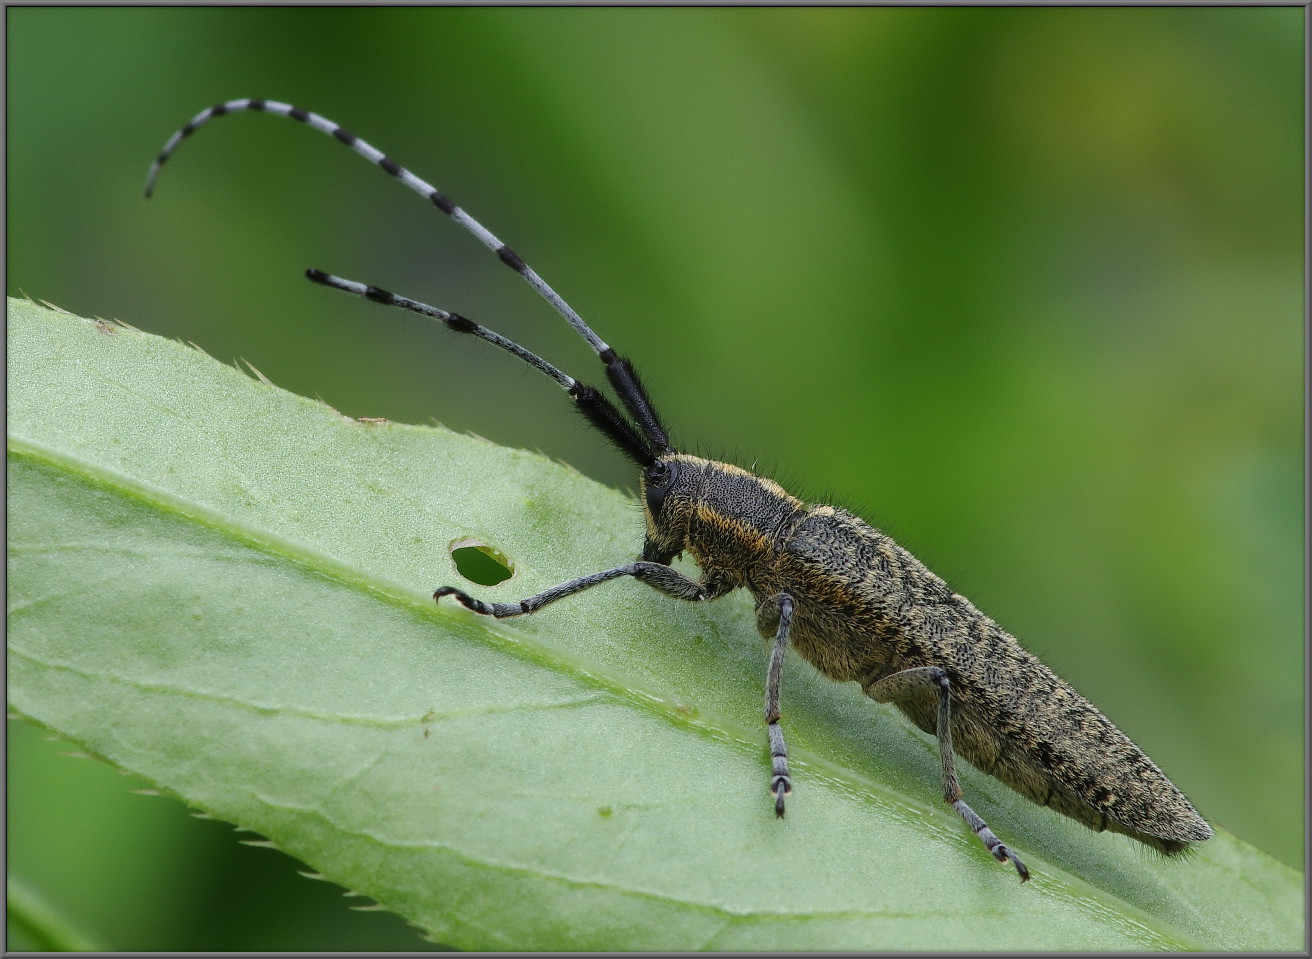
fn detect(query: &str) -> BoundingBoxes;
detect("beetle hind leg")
[865,666,1030,882]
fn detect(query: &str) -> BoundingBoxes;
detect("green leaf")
[7,297,1302,950]
[7,876,105,952]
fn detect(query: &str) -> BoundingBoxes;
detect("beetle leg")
[866,666,1030,882]
[757,593,796,817]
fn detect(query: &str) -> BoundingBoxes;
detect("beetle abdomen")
[771,503,1211,852]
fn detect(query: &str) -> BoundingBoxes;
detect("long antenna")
[145,98,671,454]
[146,99,608,354]
[305,268,657,466]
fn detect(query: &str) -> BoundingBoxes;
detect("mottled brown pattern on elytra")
[656,456,1209,852]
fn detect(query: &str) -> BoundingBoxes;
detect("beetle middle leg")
[756,593,795,817]
[866,666,1030,882]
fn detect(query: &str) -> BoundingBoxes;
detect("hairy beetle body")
[649,453,1210,855]
[148,99,1211,882]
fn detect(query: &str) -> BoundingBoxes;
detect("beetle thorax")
[641,453,803,584]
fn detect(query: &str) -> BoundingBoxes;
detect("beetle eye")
[644,460,677,516]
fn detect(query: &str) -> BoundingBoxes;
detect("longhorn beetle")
[147,99,1213,882]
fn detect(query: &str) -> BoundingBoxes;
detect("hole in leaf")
[449,539,514,586]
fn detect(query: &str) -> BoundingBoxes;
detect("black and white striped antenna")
[146,98,670,465]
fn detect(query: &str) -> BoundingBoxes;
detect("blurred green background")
[8,6,1303,951]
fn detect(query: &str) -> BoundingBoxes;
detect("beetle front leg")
[435,560,715,617]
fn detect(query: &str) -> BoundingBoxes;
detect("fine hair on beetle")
[147,99,1213,883]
